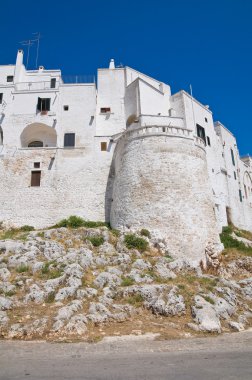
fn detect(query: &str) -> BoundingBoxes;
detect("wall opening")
[31,171,41,187]
[20,123,57,148]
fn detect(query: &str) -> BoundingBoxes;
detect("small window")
[64,133,75,147]
[37,97,51,112]
[7,76,14,83]
[205,117,208,122]
[207,136,211,146]
[196,124,206,145]
[31,171,41,187]
[231,148,235,166]
[0,93,3,104]
[34,162,40,168]
[239,189,243,202]
[63,105,69,111]
[100,107,111,113]
[162,127,166,132]
[101,142,107,151]
[50,78,56,89]
[28,141,43,148]
[234,171,237,180]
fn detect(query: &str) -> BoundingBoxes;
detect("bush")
[20,225,34,232]
[87,236,104,247]
[220,225,252,255]
[121,277,135,287]
[55,216,108,229]
[16,264,29,273]
[124,234,148,252]
[140,229,151,238]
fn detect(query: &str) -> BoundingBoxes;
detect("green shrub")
[20,225,34,232]
[45,292,55,303]
[87,236,104,247]
[124,234,148,252]
[55,216,108,229]
[220,225,252,256]
[121,277,135,287]
[203,295,215,305]
[140,229,151,238]
[125,294,144,307]
[16,264,29,273]
[41,262,50,275]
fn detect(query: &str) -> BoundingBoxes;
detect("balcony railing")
[15,81,60,92]
[139,114,185,128]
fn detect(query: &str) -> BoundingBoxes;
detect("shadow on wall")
[104,154,116,224]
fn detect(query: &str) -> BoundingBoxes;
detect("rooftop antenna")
[20,39,34,68]
[32,32,42,69]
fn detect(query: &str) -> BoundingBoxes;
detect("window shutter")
[45,98,51,111]
[0,93,3,104]
[64,133,75,147]
[37,97,42,111]
[50,78,56,88]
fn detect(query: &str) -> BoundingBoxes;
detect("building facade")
[0,50,251,260]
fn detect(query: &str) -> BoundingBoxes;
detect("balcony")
[14,81,60,92]
[139,114,185,128]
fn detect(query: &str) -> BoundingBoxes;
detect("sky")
[1,0,251,155]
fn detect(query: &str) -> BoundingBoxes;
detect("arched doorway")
[20,123,57,148]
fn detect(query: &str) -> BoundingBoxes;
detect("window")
[0,93,3,104]
[34,162,40,168]
[28,141,43,148]
[100,107,111,113]
[6,76,14,83]
[101,142,107,151]
[31,171,41,187]
[37,97,51,112]
[196,124,206,144]
[63,105,69,111]
[207,136,211,146]
[231,148,235,166]
[205,117,208,123]
[50,78,56,89]
[64,133,75,147]
[162,127,166,132]
[239,189,243,202]
[234,171,237,180]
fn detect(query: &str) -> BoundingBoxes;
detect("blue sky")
[1,0,251,155]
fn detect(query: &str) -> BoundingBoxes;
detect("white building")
[0,50,251,261]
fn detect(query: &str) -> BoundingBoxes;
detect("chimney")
[14,50,24,83]
[109,59,115,69]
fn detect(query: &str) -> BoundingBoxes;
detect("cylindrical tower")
[110,125,222,262]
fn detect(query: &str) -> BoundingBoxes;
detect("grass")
[4,290,16,297]
[125,294,144,307]
[234,228,252,241]
[0,225,34,240]
[121,277,135,287]
[86,236,104,247]
[220,225,252,256]
[124,234,148,252]
[45,292,55,303]
[140,229,151,238]
[16,264,29,273]
[54,216,108,229]
[40,261,62,279]
[202,295,215,305]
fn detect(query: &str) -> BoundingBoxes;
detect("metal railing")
[15,81,60,92]
[61,75,95,84]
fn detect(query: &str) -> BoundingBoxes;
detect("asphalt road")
[1,331,252,380]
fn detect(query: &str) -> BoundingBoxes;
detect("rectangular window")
[231,148,235,166]
[101,142,107,151]
[34,162,40,168]
[205,117,208,122]
[6,76,14,83]
[63,105,69,111]
[64,133,75,147]
[31,171,41,187]
[239,189,243,202]
[0,93,3,104]
[207,136,211,146]
[196,124,206,145]
[37,97,51,112]
[234,171,237,180]
[100,107,111,113]
[50,78,56,88]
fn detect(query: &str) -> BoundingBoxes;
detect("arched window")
[28,141,43,148]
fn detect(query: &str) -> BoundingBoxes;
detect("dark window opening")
[28,141,43,148]
[50,78,56,88]
[101,142,107,151]
[100,107,111,113]
[64,133,75,147]
[239,189,243,202]
[63,105,69,111]
[7,76,14,83]
[205,117,208,123]
[196,124,206,144]
[37,97,51,112]
[34,162,40,168]
[0,127,3,145]
[0,93,3,104]
[234,171,237,180]
[31,171,41,187]
[207,136,211,146]
[162,127,166,132]
[231,148,235,166]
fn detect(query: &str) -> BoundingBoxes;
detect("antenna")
[20,39,34,68]
[32,32,42,68]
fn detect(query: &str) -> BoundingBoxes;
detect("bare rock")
[191,295,221,333]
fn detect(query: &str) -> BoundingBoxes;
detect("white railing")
[139,114,185,128]
[15,81,60,92]
[125,125,193,139]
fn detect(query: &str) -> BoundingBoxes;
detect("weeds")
[54,216,108,229]
[121,277,135,287]
[220,225,252,256]
[125,294,144,307]
[16,264,29,273]
[86,236,104,247]
[124,234,148,252]
[140,229,151,238]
